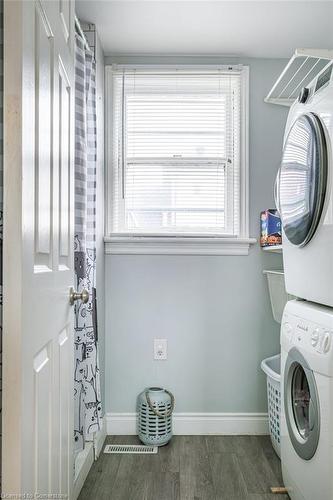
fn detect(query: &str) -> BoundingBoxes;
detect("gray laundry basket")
[261,354,281,458]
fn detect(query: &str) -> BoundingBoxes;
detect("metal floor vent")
[104,444,158,454]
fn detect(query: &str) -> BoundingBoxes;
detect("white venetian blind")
[110,68,242,236]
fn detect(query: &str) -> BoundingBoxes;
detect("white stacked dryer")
[277,63,333,307]
[276,61,333,500]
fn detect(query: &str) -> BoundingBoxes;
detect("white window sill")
[104,236,257,256]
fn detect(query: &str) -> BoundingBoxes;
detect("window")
[106,66,253,255]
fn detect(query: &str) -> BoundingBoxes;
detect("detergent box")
[260,209,282,247]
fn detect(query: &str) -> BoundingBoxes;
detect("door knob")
[69,287,89,305]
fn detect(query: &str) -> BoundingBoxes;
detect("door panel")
[59,0,71,44]
[284,348,320,460]
[58,59,71,268]
[35,5,53,267]
[279,113,328,247]
[3,0,75,496]
[58,326,70,494]
[34,344,52,494]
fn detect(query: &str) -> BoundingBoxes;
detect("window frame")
[105,64,255,255]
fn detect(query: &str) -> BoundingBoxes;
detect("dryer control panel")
[315,64,333,94]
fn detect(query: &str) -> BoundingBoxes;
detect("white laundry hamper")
[263,270,294,324]
[261,354,281,458]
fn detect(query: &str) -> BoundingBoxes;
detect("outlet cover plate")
[154,338,167,360]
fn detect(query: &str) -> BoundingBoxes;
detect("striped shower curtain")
[74,33,102,453]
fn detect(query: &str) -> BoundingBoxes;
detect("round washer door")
[284,347,320,460]
[279,113,328,247]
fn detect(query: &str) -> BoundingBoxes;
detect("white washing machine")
[281,299,333,500]
[277,62,333,307]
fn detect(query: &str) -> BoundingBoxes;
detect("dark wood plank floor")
[78,435,289,500]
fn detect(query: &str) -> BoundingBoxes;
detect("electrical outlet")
[154,339,167,360]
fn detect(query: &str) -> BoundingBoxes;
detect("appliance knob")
[322,332,331,353]
[284,322,292,334]
[311,328,320,347]
[298,87,310,104]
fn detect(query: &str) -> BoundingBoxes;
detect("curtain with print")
[74,33,102,453]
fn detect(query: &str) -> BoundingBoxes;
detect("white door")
[3,0,76,496]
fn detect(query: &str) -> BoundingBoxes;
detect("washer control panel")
[282,313,333,355]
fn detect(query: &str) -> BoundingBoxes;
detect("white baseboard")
[93,417,107,458]
[73,417,107,499]
[73,442,94,500]
[105,412,269,435]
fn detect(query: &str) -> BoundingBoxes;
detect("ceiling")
[75,1,333,58]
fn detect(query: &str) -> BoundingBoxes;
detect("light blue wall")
[104,57,288,414]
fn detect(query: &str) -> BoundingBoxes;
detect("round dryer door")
[278,113,328,247]
[284,348,320,460]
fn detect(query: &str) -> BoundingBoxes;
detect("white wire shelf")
[261,245,282,254]
[265,48,333,106]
